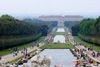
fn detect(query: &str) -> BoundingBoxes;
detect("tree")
[95,16,100,35]
[71,24,80,36]
[40,25,49,36]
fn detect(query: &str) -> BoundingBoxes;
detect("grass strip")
[74,36,100,52]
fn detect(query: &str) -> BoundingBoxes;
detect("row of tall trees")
[24,18,57,35]
[0,15,57,50]
[80,17,100,36]
[64,21,80,29]
[71,24,80,36]
[71,16,100,45]
[71,16,100,36]
[0,15,40,36]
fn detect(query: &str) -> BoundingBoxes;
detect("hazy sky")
[0,0,100,18]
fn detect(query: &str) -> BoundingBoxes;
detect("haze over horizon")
[0,0,100,18]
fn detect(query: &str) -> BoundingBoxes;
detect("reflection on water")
[56,28,65,32]
[53,35,66,43]
[18,49,76,67]
[34,49,76,67]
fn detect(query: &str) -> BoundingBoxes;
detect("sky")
[0,0,100,18]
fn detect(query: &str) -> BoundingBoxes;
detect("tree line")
[0,15,40,35]
[0,15,57,50]
[71,16,100,45]
[80,17,100,36]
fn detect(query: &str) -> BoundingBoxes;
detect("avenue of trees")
[71,24,80,36]
[0,15,57,50]
[71,16,100,45]
[24,18,57,35]
[64,21,80,29]
[64,21,80,34]
[0,15,40,36]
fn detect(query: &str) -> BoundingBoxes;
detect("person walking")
[75,58,80,67]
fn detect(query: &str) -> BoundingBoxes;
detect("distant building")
[38,15,83,21]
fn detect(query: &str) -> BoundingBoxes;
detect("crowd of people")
[74,44,100,67]
[0,42,41,67]
[44,35,53,44]
[74,49,92,67]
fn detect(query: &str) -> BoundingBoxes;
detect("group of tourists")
[0,42,41,67]
[74,45,100,67]
[90,49,100,58]
[74,49,91,67]
[44,35,53,44]
[19,44,40,62]
[12,47,29,58]
[12,47,19,57]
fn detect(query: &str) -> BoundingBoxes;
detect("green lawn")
[0,42,34,56]
[0,36,45,56]
[40,43,75,49]
[35,36,45,43]
[74,36,100,52]
[55,32,66,35]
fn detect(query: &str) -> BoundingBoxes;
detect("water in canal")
[53,35,66,43]
[56,28,65,32]
[31,49,76,67]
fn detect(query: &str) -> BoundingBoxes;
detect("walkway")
[75,45,100,63]
[0,43,44,64]
[0,47,37,64]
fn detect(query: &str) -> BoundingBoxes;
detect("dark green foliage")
[78,17,100,45]
[0,15,40,35]
[64,21,80,28]
[80,19,96,36]
[95,16,100,34]
[0,15,57,50]
[0,34,41,50]
[40,25,49,36]
[79,18,100,36]
[71,24,80,36]
[64,21,80,36]
[23,19,57,34]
